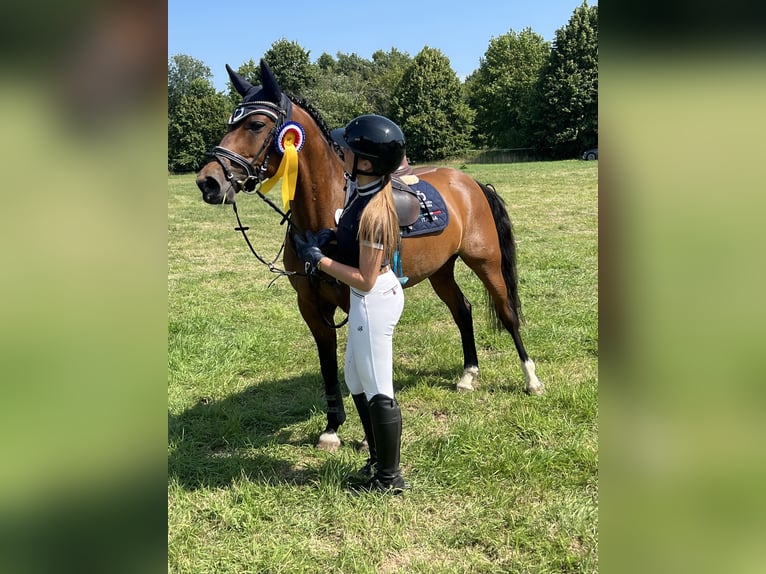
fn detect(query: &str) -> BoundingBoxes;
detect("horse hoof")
[317,431,341,452]
[456,366,479,392]
[525,382,545,396]
[522,360,544,396]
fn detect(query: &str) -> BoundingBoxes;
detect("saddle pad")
[399,178,449,238]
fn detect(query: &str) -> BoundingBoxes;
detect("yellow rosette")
[260,122,305,211]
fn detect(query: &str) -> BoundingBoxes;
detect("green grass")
[168,160,598,573]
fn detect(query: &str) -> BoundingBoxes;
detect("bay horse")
[196,60,543,451]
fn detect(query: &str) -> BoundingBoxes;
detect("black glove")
[295,230,331,274]
[313,228,335,247]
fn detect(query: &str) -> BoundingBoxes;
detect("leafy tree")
[466,28,549,148]
[316,53,337,73]
[305,49,410,128]
[368,48,412,116]
[226,40,318,103]
[168,77,229,172]
[168,54,212,114]
[167,12,598,167]
[389,47,474,162]
[334,52,373,79]
[330,52,376,115]
[168,54,229,172]
[261,39,318,96]
[531,1,598,157]
[304,71,370,129]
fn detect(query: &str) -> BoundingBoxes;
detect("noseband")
[207,100,288,194]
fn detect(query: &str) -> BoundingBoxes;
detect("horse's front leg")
[297,293,345,451]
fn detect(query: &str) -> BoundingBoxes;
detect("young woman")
[295,114,407,493]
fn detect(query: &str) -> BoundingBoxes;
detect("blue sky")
[169,0,596,92]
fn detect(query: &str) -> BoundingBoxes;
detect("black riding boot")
[351,393,376,477]
[367,394,408,493]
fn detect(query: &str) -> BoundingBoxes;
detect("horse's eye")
[246,120,266,132]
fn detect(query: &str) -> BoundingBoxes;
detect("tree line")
[168,1,597,173]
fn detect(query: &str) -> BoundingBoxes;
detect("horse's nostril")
[197,175,220,196]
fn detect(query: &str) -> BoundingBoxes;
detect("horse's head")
[196,59,293,204]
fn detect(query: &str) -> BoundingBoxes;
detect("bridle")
[205,99,349,329]
[206,100,286,195]
[203,99,300,286]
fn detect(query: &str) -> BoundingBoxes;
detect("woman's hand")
[295,230,332,274]
[313,228,336,247]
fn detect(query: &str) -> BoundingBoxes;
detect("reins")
[233,197,348,329]
[231,200,296,287]
[233,170,349,331]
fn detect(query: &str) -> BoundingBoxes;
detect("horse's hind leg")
[428,257,481,392]
[469,263,544,395]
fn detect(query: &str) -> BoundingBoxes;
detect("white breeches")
[344,270,404,401]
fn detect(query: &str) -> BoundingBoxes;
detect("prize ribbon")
[260,122,305,210]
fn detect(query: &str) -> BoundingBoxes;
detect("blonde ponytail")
[358,180,400,264]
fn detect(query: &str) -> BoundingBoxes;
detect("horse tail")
[477,181,525,327]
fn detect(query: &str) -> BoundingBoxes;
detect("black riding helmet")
[330,114,406,177]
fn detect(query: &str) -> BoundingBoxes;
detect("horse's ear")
[259,59,283,102]
[226,64,253,97]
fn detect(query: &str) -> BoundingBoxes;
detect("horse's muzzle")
[196,172,235,205]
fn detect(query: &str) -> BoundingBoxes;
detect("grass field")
[168,160,598,573]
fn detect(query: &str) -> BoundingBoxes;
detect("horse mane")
[286,94,343,155]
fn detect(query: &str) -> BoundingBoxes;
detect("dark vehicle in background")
[582,148,598,160]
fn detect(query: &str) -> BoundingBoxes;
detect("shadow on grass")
[169,372,325,491]
[168,363,463,491]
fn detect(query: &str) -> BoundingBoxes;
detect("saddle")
[390,161,450,239]
[392,177,423,227]
[392,157,435,227]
